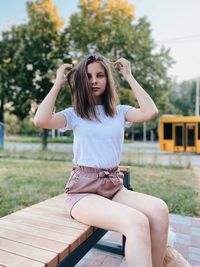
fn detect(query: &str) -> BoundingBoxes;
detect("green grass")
[128,164,199,216]
[0,158,71,217]
[0,158,199,217]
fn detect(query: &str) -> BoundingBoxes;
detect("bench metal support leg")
[58,228,107,267]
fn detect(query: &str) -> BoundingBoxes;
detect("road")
[4,141,200,167]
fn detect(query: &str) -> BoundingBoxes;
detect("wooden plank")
[15,209,90,231]
[14,210,94,238]
[39,195,66,207]
[38,201,69,212]
[0,237,57,267]
[18,205,77,224]
[0,220,83,252]
[0,228,69,262]
[1,214,85,239]
[17,208,90,229]
[119,166,129,172]
[21,205,94,238]
[35,203,72,216]
[0,249,45,267]
[23,205,72,220]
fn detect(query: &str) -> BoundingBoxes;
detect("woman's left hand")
[114,58,132,80]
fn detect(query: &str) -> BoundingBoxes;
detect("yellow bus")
[159,115,200,154]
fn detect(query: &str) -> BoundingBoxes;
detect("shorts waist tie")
[98,170,123,185]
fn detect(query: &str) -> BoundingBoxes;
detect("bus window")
[175,125,183,146]
[164,123,172,139]
[187,125,195,146]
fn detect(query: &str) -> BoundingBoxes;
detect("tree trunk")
[42,128,48,150]
[0,97,4,123]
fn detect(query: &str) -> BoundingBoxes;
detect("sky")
[1,0,200,82]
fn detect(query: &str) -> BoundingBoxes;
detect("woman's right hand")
[55,64,72,87]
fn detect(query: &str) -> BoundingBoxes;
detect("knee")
[123,211,150,239]
[158,199,169,222]
[152,199,169,229]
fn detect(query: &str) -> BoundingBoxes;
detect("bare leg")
[112,188,169,267]
[71,194,153,267]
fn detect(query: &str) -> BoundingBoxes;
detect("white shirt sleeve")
[119,104,133,128]
[58,107,77,132]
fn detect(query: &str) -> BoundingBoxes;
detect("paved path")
[75,214,200,267]
[4,141,200,167]
[121,142,200,168]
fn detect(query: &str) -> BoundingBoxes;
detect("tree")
[0,0,72,148]
[69,0,136,58]
[0,32,10,123]
[169,81,196,116]
[25,0,72,149]
[9,24,35,121]
[11,0,71,149]
[67,0,174,138]
[0,29,23,123]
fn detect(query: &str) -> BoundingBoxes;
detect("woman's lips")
[92,87,100,91]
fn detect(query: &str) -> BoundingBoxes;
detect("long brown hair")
[67,55,119,120]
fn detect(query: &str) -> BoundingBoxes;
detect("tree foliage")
[0,29,24,122]
[169,81,197,116]
[0,0,178,143]
[69,0,136,57]
[68,0,175,133]
[0,0,71,148]
[28,0,64,31]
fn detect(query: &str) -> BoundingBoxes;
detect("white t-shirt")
[59,104,132,168]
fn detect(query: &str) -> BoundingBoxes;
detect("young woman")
[33,55,169,267]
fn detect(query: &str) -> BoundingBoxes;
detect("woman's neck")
[94,97,102,105]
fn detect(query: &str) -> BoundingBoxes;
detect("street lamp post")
[143,121,146,142]
[195,78,200,116]
[186,76,200,116]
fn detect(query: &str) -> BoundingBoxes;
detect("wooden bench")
[0,166,132,267]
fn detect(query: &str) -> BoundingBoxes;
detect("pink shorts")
[64,165,125,218]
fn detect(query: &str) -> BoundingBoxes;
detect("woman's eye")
[97,73,104,78]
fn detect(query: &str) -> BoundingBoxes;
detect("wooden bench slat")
[35,203,74,218]
[0,227,69,262]
[0,220,81,251]
[1,214,85,238]
[14,209,92,233]
[119,166,130,172]
[23,204,72,220]
[0,237,58,267]
[0,249,45,267]
[38,195,66,207]
[22,204,94,238]
[16,200,90,231]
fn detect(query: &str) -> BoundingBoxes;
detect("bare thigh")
[71,193,148,234]
[112,188,169,223]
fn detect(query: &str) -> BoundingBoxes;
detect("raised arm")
[33,64,72,129]
[114,58,158,123]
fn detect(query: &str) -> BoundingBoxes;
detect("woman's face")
[87,62,107,104]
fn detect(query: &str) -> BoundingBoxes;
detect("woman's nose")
[91,76,97,84]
